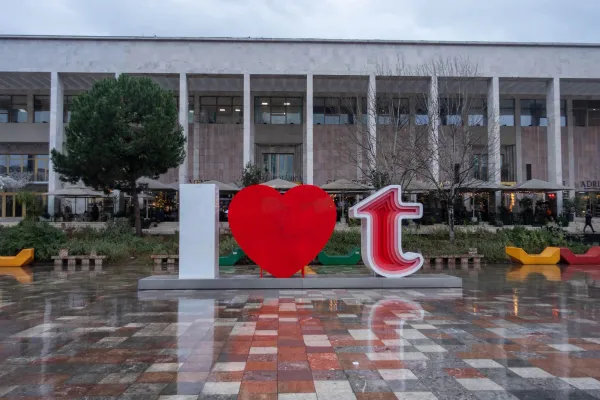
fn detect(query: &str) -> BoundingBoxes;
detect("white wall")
[3,37,600,78]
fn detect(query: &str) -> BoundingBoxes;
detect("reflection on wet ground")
[0,265,599,399]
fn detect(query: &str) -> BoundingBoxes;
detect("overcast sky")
[1,0,597,43]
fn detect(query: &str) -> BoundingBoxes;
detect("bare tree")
[331,57,500,241]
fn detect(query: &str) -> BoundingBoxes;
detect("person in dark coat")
[584,209,595,233]
[91,203,99,222]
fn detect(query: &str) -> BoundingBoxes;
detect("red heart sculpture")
[228,184,336,278]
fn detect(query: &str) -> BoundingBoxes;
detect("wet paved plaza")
[0,265,599,399]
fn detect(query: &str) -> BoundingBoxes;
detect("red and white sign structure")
[349,185,423,278]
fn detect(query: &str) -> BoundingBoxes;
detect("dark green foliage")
[0,220,67,261]
[241,162,266,187]
[0,219,178,263]
[51,75,185,234]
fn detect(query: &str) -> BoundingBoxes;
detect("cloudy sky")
[0,0,596,43]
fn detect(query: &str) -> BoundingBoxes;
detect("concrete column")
[356,95,363,180]
[193,94,200,182]
[547,77,563,213]
[487,77,501,184]
[48,72,64,216]
[304,74,314,184]
[114,72,120,79]
[567,98,575,198]
[367,73,377,171]
[178,72,189,184]
[428,76,439,182]
[243,73,252,167]
[26,93,34,123]
[488,77,501,211]
[514,97,523,183]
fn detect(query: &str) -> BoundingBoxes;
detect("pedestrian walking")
[584,209,596,233]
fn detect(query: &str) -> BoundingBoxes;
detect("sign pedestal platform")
[138,274,462,290]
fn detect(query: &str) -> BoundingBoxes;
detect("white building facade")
[2,35,600,216]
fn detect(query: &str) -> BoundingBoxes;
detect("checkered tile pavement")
[0,267,599,399]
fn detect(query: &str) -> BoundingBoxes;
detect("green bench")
[317,247,361,265]
[219,247,245,266]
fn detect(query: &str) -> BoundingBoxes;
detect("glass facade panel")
[572,100,600,127]
[440,98,462,126]
[254,97,303,124]
[0,95,28,123]
[0,96,9,123]
[520,99,546,126]
[468,98,486,126]
[499,99,515,126]
[64,95,76,123]
[0,154,48,181]
[34,95,50,123]
[188,96,194,123]
[9,154,24,173]
[262,153,295,180]
[199,96,242,124]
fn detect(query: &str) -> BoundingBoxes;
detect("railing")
[263,172,303,183]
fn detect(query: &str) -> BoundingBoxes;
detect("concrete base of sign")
[138,274,462,290]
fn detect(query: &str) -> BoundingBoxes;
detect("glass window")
[254,97,303,124]
[500,99,515,126]
[572,100,600,127]
[262,153,295,180]
[325,98,340,125]
[1,95,28,123]
[0,96,9,123]
[199,96,242,124]
[35,155,49,182]
[63,95,76,123]
[0,155,7,174]
[340,98,356,124]
[314,97,355,125]
[188,96,194,124]
[473,154,488,180]
[9,154,25,173]
[520,99,546,127]
[440,98,462,126]
[270,106,286,124]
[313,97,325,125]
[415,104,429,125]
[468,99,486,126]
[34,95,50,123]
[377,97,409,125]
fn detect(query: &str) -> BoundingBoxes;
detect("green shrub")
[0,220,67,260]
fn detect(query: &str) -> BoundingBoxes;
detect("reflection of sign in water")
[350,186,424,278]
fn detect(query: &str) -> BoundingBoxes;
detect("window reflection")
[63,95,76,123]
[254,97,303,125]
[573,100,600,127]
[0,95,27,123]
[500,99,515,126]
[199,97,243,124]
[0,154,49,181]
[314,97,355,125]
[34,96,50,123]
[439,98,462,126]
